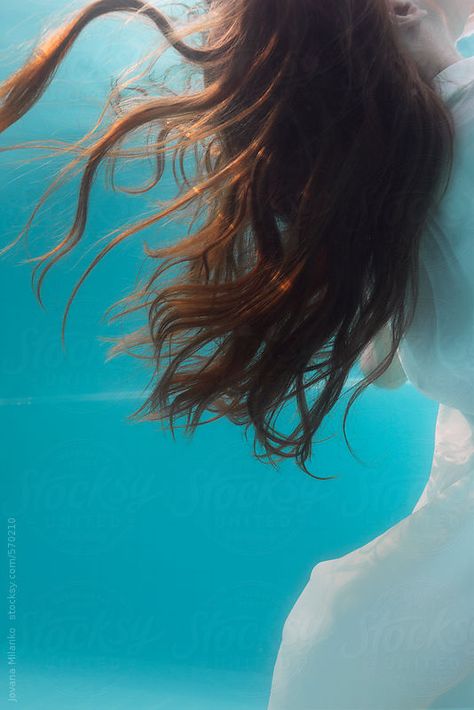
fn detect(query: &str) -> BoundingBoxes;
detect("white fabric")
[397,58,474,417]
[268,58,474,710]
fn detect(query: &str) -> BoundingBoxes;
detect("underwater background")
[1,3,474,708]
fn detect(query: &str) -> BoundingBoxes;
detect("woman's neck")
[422,45,464,81]
[415,10,465,81]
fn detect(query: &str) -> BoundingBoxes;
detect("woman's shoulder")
[433,55,474,107]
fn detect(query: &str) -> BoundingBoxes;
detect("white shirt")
[268,58,474,710]
[398,57,474,418]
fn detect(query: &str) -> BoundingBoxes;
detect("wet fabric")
[268,57,474,710]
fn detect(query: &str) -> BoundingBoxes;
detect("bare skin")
[391,0,474,80]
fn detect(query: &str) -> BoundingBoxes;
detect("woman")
[0,0,473,705]
[269,6,474,708]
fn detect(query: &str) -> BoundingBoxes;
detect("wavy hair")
[0,0,456,477]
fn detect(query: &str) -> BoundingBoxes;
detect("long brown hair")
[0,0,456,477]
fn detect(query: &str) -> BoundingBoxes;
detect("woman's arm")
[359,325,408,390]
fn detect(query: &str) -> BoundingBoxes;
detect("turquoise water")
[2,4,472,708]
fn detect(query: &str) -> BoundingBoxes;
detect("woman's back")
[268,56,474,710]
